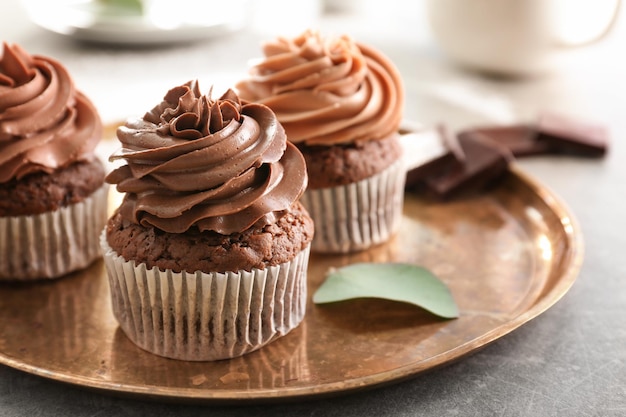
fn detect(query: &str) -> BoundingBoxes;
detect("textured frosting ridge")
[0,43,102,182]
[236,29,404,146]
[106,80,308,235]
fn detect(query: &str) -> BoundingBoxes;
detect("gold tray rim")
[0,163,584,403]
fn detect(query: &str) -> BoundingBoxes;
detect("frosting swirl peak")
[0,43,102,182]
[236,30,404,146]
[107,81,308,235]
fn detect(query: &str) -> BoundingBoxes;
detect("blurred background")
[3,0,625,132]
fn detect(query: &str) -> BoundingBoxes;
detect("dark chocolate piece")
[421,132,514,199]
[461,124,552,157]
[401,125,465,190]
[537,112,609,157]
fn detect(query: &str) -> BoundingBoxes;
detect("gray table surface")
[2,1,625,416]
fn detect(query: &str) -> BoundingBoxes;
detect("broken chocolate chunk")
[402,111,608,200]
[401,124,465,190]
[537,112,609,157]
[461,124,552,157]
[421,132,514,199]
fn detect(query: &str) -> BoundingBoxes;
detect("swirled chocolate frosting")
[0,43,102,183]
[236,29,404,146]
[106,81,308,235]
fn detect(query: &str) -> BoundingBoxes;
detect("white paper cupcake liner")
[300,158,406,253]
[0,185,109,280]
[100,232,310,361]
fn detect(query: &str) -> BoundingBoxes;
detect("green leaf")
[313,263,459,319]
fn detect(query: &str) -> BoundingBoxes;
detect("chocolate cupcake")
[101,81,314,361]
[0,43,107,280]
[237,29,405,253]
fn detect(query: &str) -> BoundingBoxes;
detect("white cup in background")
[426,0,621,77]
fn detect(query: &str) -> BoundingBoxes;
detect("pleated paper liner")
[101,233,311,361]
[0,185,108,280]
[300,158,406,253]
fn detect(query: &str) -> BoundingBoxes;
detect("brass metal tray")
[0,165,583,403]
